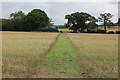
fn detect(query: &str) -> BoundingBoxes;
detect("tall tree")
[10,11,26,20]
[117,18,120,26]
[98,13,113,32]
[86,16,98,32]
[65,12,97,33]
[26,9,50,31]
[9,11,26,30]
[48,19,54,27]
[2,19,13,31]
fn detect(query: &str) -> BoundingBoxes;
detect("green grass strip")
[40,33,81,77]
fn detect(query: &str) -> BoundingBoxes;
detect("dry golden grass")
[2,31,59,78]
[0,31,2,79]
[2,31,118,78]
[67,33,118,78]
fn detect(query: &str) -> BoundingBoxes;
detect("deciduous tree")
[26,9,50,31]
[65,12,98,33]
[98,13,113,32]
[9,11,26,30]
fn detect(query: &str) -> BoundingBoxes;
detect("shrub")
[116,31,120,34]
[60,31,63,33]
[84,30,96,33]
[70,31,75,33]
[108,31,114,34]
[46,28,59,32]
[84,30,106,33]
[38,28,59,32]
[96,30,106,33]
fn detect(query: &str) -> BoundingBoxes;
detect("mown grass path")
[40,33,82,78]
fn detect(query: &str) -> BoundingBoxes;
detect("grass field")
[67,33,118,77]
[58,28,71,33]
[103,26,118,32]
[2,31,118,78]
[2,31,59,78]
[58,26,119,33]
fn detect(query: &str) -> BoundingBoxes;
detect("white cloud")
[118,2,120,18]
[1,0,120,2]
[0,2,2,18]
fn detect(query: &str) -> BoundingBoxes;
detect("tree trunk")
[73,28,77,33]
[87,28,90,32]
[104,19,107,32]
[73,24,77,33]
[81,27,84,33]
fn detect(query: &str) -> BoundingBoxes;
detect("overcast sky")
[1,1,119,25]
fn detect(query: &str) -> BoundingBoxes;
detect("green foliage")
[10,11,26,30]
[87,22,98,31]
[0,19,1,30]
[107,31,114,34]
[65,12,98,33]
[59,31,63,33]
[48,19,54,27]
[83,29,106,33]
[10,11,25,20]
[64,23,70,28]
[38,27,59,32]
[2,11,26,31]
[2,10,114,33]
[26,9,50,31]
[116,31,120,34]
[117,18,120,26]
[98,13,113,32]
[2,9,52,31]
[86,16,98,32]
[106,22,114,26]
[2,19,14,31]
[96,29,106,33]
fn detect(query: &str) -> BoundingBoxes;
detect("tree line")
[1,9,118,33]
[1,9,56,32]
[65,12,115,33]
